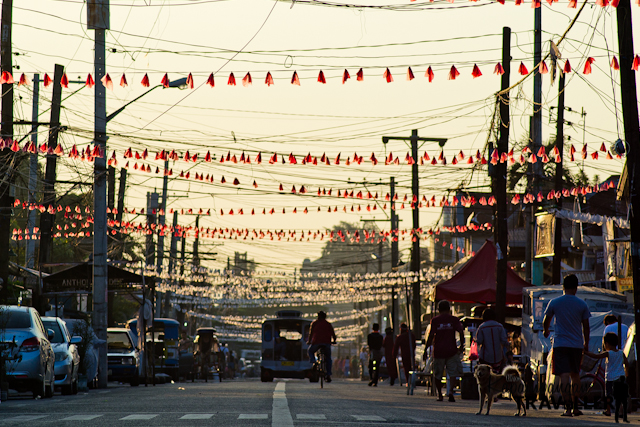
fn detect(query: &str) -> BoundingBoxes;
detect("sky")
[11,0,640,274]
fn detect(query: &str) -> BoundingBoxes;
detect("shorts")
[552,347,583,375]
[433,353,463,380]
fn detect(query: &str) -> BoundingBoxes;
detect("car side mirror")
[70,336,82,344]
[47,329,55,341]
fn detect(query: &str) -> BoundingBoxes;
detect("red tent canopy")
[434,240,531,305]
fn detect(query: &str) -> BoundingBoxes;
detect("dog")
[474,364,526,416]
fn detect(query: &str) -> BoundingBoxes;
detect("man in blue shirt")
[543,274,591,417]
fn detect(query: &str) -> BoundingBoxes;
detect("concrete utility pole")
[156,159,169,277]
[88,0,110,389]
[531,5,544,286]
[38,65,64,279]
[25,75,40,269]
[614,0,640,398]
[114,168,127,260]
[193,215,200,268]
[382,132,447,339]
[390,177,398,336]
[0,0,14,301]
[494,27,511,326]
[552,73,565,285]
[168,211,179,276]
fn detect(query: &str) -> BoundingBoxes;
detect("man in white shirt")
[603,314,629,348]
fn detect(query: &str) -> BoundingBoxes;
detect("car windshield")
[42,321,65,343]
[0,310,32,329]
[108,332,133,350]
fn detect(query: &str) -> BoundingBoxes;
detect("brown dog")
[474,364,526,416]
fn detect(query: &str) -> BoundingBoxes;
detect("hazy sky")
[13,0,639,272]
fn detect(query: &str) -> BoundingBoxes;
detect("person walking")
[425,300,464,402]
[344,356,350,378]
[307,311,337,382]
[383,327,397,386]
[543,274,591,417]
[476,308,508,371]
[359,346,368,380]
[367,323,384,386]
[392,323,416,387]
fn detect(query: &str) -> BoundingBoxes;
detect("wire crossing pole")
[494,27,511,325]
[89,0,110,389]
[552,73,565,285]
[614,0,640,398]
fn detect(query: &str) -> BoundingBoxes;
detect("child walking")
[585,332,629,423]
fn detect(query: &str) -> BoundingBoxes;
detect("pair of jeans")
[308,343,332,376]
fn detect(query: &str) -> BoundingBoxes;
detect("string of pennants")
[3,138,624,168]
[10,179,616,220]
[3,55,640,91]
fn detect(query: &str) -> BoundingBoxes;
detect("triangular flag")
[342,69,350,84]
[120,74,128,87]
[18,73,30,86]
[43,74,52,87]
[563,60,572,74]
[161,73,170,88]
[186,73,194,89]
[291,71,300,86]
[426,66,435,82]
[265,72,274,86]
[207,73,215,87]
[317,70,326,84]
[539,61,549,74]
[633,55,640,71]
[100,74,113,90]
[494,63,505,75]
[583,57,595,75]
[60,73,69,88]
[242,72,252,87]
[356,68,364,81]
[228,73,236,86]
[471,64,482,78]
[448,65,460,80]
[141,73,150,87]
[611,56,620,70]
[407,67,415,81]
[518,62,529,75]
[383,68,393,83]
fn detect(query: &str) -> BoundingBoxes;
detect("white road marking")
[296,414,327,420]
[238,414,269,419]
[180,414,215,420]
[3,415,47,421]
[61,415,104,421]
[120,414,159,420]
[272,381,294,427]
[351,415,386,421]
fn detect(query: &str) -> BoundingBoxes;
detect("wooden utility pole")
[615,0,640,397]
[552,73,565,285]
[494,27,511,325]
[0,0,13,302]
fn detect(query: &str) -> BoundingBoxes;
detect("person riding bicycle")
[307,311,337,383]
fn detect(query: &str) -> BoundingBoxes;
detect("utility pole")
[494,27,511,326]
[615,0,640,398]
[107,166,116,255]
[89,0,110,389]
[168,211,179,275]
[531,5,544,286]
[382,132,447,339]
[552,73,565,285]
[38,65,64,276]
[0,0,14,301]
[114,167,127,260]
[390,177,398,336]
[145,192,158,266]
[156,159,169,277]
[193,215,200,268]
[25,74,40,269]
[179,234,186,288]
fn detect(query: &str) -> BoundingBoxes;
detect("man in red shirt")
[426,300,464,402]
[307,311,337,382]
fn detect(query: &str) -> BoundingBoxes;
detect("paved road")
[0,378,633,426]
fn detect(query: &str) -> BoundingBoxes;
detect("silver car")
[41,317,81,395]
[0,306,55,398]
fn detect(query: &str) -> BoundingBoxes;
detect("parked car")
[41,317,81,395]
[0,305,55,398]
[107,328,140,386]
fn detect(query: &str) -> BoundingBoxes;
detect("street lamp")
[107,77,188,123]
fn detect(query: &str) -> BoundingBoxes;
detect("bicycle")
[312,345,330,388]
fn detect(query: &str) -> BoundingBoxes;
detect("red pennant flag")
[426,66,435,82]
[568,0,577,6]
[383,68,393,83]
[141,73,150,87]
[221,176,226,184]
[407,67,415,81]
[18,73,30,86]
[207,73,215,87]
[356,68,364,81]
[186,73,194,89]
[43,74,52,87]
[494,63,505,75]
[228,73,236,86]
[101,74,113,90]
[342,69,350,84]
[0,71,13,84]
[291,71,300,86]
[60,73,69,88]
[563,60,572,74]
[253,180,258,188]
[334,153,341,165]
[532,0,541,7]
[233,178,240,185]
[84,74,94,88]
[120,74,128,88]
[265,72,274,86]
[448,65,460,80]
[242,72,252,87]
[611,56,620,70]
[317,70,326,84]
[583,57,595,75]
[633,55,640,71]
[518,62,529,75]
[471,64,482,78]
[539,61,549,74]
[161,73,170,88]
[256,152,262,163]
[600,142,607,152]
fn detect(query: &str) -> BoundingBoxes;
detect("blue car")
[107,328,140,386]
[41,317,81,395]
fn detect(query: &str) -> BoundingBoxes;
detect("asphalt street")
[0,378,635,426]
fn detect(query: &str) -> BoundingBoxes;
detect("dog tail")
[502,365,521,382]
